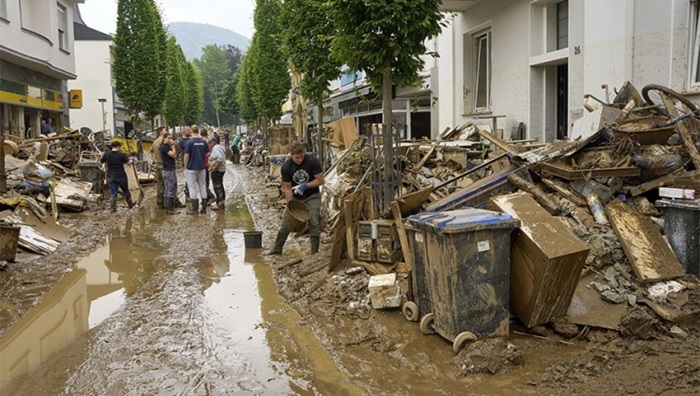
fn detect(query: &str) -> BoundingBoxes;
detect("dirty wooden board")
[14,206,71,242]
[537,161,640,181]
[126,163,144,205]
[0,211,61,255]
[391,201,413,270]
[53,178,92,210]
[566,274,626,330]
[606,200,685,282]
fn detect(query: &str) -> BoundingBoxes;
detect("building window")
[57,3,67,50]
[474,29,491,112]
[557,0,568,50]
[692,1,700,86]
[0,0,7,20]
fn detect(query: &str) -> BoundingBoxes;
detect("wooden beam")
[391,201,413,271]
[541,178,588,207]
[659,92,700,169]
[628,168,689,197]
[414,145,436,170]
[344,198,356,260]
[478,130,518,154]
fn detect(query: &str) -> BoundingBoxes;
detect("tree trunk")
[317,101,324,168]
[215,107,221,127]
[381,69,393,211]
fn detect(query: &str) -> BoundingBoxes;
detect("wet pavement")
[1,166,360,395]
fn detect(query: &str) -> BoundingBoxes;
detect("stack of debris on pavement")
[0,128,144,260]
[319,81,700,353]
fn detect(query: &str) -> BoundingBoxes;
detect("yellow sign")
[69,89,82,109]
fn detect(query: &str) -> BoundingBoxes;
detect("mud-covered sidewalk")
[0,163,699,395]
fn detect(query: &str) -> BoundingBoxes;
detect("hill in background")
[168,22,250,60]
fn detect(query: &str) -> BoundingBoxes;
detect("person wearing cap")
[208,135,227,210]
[183,125,209,214]
[100,140,135,212]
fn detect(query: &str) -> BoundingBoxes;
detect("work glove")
[292,182,308,196]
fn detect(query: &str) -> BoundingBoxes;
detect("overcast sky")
[79,0,255,38]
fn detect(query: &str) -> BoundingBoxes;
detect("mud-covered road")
[1,162,699,395]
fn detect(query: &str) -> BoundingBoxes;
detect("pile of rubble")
[320,81,700,351]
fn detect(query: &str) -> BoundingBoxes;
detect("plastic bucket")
[243,231,263,249]
[0,225,21,262]
[282,201,311,232]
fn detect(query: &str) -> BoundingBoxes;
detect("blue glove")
[292,182,308,195]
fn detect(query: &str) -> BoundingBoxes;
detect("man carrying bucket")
[264,141,324,255]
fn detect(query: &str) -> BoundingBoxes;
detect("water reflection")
[77,217,160,328]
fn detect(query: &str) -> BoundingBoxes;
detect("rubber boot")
[126,197,135,209]
[165,198,178,215]
[109,198,116,213]
[200,199,207,214]
[263,230,289,256]
[188,199,199,215]
[311,236,320,254]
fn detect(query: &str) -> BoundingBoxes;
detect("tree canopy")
[184,61,204,125]
[113,0,168,126]
[250,0,291,122]
[164,36,188,127]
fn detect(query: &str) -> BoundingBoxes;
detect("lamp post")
[98,98,107,132]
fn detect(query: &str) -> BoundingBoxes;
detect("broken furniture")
[491,192,589,328]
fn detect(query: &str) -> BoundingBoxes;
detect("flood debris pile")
[295,82,700,371]
[0,128,120,261]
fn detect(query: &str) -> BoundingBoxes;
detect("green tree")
[184,61,204,125]
[196,44,232,127]
[219,72,239,118]
[235,54,258,126]
[283,0,342,162]
[251,0,291,124]
[330,0,444,208]
[330,0,443,124]
[114,0,167,130]
[164,36,188,127]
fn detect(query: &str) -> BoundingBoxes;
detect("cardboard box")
[491,192,590,328]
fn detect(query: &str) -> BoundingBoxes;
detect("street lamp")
[98,98,107,132]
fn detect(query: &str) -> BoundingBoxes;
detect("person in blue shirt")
[183,125,209,214]
[41,118,53,136]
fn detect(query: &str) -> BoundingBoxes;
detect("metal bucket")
[282,201,311,232]
[243,231,263,249]
[0,225,21,262]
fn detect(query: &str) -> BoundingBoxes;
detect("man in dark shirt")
[160,132,179,214]
[183,125,210,214]
[100,140,134,212]
[264,141,324,255]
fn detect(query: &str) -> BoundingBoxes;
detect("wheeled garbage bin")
[656,199,700,276]
[407,209,519,353]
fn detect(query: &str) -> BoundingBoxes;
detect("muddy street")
[1,165,361,395]
[2,163,700,396]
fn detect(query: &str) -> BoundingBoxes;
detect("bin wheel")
[402,301,420,322]
[452,331,477,354]
[419,313,435,335]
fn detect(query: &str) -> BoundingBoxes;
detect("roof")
[74,22,112,41]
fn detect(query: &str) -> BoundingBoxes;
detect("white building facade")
[435,0,700,142]
[0,0,84,137]
[68,6,115,134]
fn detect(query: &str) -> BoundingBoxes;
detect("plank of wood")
[606,200,685,282]
[478,130,518,154]
[329,201,346,273]
[414,145,436,170]
[126,163,144,205]
[538,162,640,180]
[659,92,700,169]
[542,178,588,207]
[391,201,413,271]
[344,198,356,260]
[628,168,689,197]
